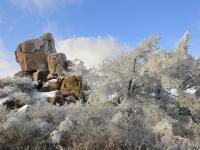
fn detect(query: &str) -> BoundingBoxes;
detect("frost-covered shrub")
[28,102,67,125]
[0,110,53,149]
[48,100,158,150]
[0,105,9,121]
[0,77,36,110]
[0,77,34,93]
[0,86,17,98]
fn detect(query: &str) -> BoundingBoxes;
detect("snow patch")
[185,87,197,94]
[109,93,118,99]
[166,88,178,96]
[17,104,30,113]
[48,79,58,83]
[40,91,58,98]
[32,90,59,102]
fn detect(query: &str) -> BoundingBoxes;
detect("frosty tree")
[131,35,160,72]
[175,31,190,59]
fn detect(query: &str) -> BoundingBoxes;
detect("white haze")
[56,36,120,68]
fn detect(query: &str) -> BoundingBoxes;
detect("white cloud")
[10,0,83,13]
[56,36,120,68]
[0,38,20,78]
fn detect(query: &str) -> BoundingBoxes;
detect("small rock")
[47,78,63,91]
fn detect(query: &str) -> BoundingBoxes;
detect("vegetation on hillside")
[0,32,200,150]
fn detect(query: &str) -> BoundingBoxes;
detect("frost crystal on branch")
[175,31,190,57]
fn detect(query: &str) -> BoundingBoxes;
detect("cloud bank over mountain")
[56,36,120,68]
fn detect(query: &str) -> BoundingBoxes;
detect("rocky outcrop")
[15,33,56,71]
[14,33,82,105]
[47,53,69,77]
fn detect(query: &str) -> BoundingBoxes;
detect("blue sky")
[0,0,200,76]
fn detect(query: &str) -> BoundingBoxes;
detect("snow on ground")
[109,93,118,99]
[185,87,197,94]
[166,88,179,96]
[48,79,58,83]
[32,90,59,102]
[39,91,58,98]
[17,104,30,113]
[166,87,197,96]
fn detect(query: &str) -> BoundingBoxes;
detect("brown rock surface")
[60,76,82,99]
[14,71,35,79]
[15,33,56,71]
[47,78,63,91]
[47,53,69,76]
[40,33,56,53]
[14,33,84,104]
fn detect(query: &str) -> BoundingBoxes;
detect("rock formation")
[47,53,69,77]
[15,33,56,72]
[14,33,82,104]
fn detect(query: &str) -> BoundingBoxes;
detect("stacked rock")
[15,33,82,105]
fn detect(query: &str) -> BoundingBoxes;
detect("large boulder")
[47,53,69,77]
[60,76,82,99]
[15,33,56,71]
